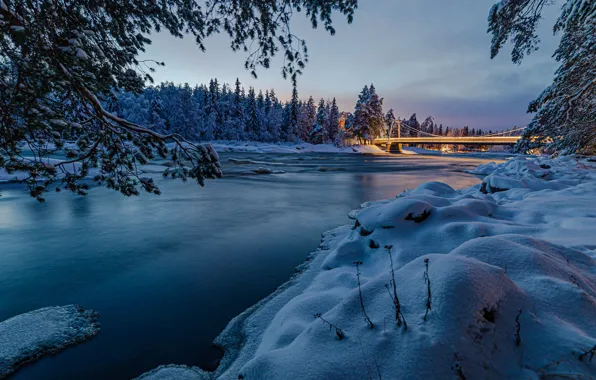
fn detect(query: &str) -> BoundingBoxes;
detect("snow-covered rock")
[251,167,286,175]
[140,156,596,379]
[134,365,204,380]
[0,305,100,378]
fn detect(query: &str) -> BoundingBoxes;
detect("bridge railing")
[373,136,521,145]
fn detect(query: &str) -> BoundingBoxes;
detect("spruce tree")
[385,109,397,138]
[420,116,435,136]
[406,114,420,137]
[299,96,317,141]
[366,85,385,140]
[245,87,261,141]
[311,98,329,144]
[282,86,301,141]
[327,98,341,144]
[352,85,370,143]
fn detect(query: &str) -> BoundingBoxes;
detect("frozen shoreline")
[0,142,382,184]
[0,305,100,378]
[208,141,386,155]
[139,155,596,379]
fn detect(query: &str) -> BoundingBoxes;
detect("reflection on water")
[0,152,503,380]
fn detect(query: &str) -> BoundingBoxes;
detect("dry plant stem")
[354,261,374,329]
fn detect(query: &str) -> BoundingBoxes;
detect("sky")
[141,0,563,131]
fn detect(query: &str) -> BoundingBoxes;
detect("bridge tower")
[387,119,402,153]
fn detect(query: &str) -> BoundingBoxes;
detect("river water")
[0,152,505,379]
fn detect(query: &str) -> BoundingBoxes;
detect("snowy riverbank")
[139,155,596,379]
[0,142,382,183]
[207,141,385,155]
[0,305,100,378]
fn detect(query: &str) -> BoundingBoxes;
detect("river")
[0,152,505,379]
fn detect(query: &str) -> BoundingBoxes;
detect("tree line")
[113,80,517,147]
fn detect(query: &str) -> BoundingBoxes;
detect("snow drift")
[0,305,100,378]
[139,156,596,379]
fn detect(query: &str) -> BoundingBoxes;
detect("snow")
[0,305,100,378]
[251,167,286,175]
[150,155,596,380]
[228,158,285,166]
[0,168,29,183]
[135,365,204,380]
[75,48,89,60]
[209,141,385,155]
[0,157,99,183]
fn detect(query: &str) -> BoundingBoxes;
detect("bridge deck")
[373,136,520,145]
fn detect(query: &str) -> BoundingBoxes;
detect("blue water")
[0,152,502,379]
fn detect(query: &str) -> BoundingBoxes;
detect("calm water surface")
[0,152,505,379]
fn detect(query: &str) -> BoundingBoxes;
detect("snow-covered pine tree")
[148,92,167,134]
[311,98,329,144]
[352,85,370,143]
[229,78,246,140]
[267,90,283,142]
[299,96,317,141]
[420,116,435,136]
[405,114,420,137]
[281,86,301,141]
[0,0,357,200]
[327,98,341,144]
[366,85,385,141]
[385,109,397,138]
[244,87,261,141]
[488,0,596,154]
[324,102,332,142]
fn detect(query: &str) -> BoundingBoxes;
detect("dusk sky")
[142,1,562,130]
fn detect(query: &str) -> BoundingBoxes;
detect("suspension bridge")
[373,123,524,152]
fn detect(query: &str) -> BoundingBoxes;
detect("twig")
[455,363,467,380]
[515,309,522,346]
[385,246,407,329]
[578,344,595,362]
[424,258,432,321]
[314,313,345,340]
[354,261,374,329]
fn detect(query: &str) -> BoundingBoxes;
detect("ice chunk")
[0,305,100,378]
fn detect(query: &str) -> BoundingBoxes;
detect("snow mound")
[134,365,204,380]
[140,156,596,379]
[0,305,100,378]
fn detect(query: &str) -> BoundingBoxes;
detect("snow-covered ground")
[0,305,100,378]
[139,155,596,380]
[209,141,385,155]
